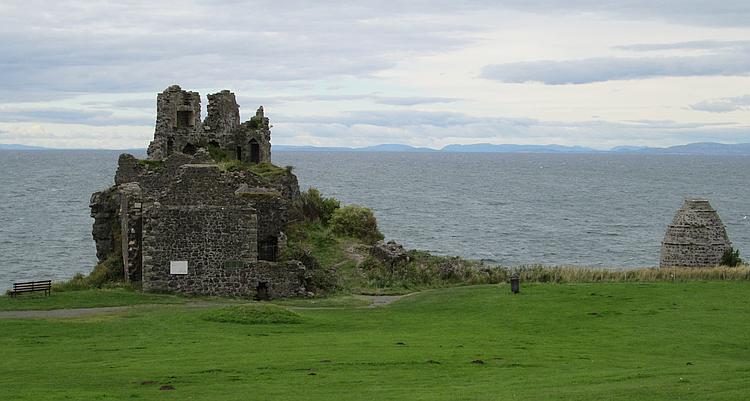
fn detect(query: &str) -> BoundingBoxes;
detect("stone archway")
[182,143,196,155]
[249,138,260,164]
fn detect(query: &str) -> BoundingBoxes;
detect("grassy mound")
[202,304,303,325]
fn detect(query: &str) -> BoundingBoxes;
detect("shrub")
[721,247,743,267]
[52,254,124,292]
[207,143,229,162]
[281,240,340,294]
[293,188,340,224]
[202,304,303,325]
[329,205,384,244]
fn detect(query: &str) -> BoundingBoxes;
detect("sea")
[1,150,749,290]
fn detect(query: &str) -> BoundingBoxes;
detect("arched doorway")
[182,143,196,155]
[255,282,270,301]
[249,139,260,163]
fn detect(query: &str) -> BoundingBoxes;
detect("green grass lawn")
[0,289,185,311]
[1,282,748,400]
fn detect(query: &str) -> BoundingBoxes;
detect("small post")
[510,273,520,294]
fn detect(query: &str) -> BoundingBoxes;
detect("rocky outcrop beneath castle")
[371,241,409,265]
[90,187,120,262]
[660,199,732,267]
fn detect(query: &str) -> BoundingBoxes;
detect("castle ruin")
[90,85,309,299]
[146,85,271,163]
[660,199,733,267]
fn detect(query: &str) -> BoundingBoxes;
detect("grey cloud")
[273,109,748,147]
[3,0,749,101]
[0,1,479,100]
[238,94,459,107]
[614,40,750,52]
[481,51,750,84]
[690,95,750,113]
[0,108,152,126]
[373,97,459,106]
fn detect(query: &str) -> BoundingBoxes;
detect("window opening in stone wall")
[250,139,260,163]
[255,282,270,301]
[182,143,196,155]
[208,140,220,149]
[236,146,243,161]
[176,110,193,128]
[258,236,278,261]
[167,138,174,154]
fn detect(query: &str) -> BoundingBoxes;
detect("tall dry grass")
[513,265,750,283]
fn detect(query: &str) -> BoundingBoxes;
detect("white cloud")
[691,95,750,113]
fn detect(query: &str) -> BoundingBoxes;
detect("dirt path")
[0,293,417,319]
[0,301,232,319]
[358,293,415,308]
[0,305,135,319]
[332,243,367,269]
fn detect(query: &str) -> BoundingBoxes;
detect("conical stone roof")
[660,199,732,267]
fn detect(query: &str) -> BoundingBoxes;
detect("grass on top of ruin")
[1,282,749,401]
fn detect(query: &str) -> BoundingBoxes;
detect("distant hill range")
[3,142,750,155]
[275,142,750,155]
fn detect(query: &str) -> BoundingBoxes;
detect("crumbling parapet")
[660,199,732,267]
[147,85,202,160]
[145,85,271,164]
[204,90,241,135]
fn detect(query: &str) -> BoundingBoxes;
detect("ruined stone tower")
[146,85,271,164]
[90,85,308,299]
[660,199,732,267]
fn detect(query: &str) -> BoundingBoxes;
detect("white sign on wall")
[170,261,188,275]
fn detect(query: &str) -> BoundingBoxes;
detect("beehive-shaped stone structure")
[660,199,732,267]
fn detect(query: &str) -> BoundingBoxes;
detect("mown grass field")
[0,289,185,311]
[1,282,749,400]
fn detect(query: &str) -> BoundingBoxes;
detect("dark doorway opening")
[176,110,192,128]
[208,140,220,148]
[249,139,260,163]
[236,146,243,161]
[255,282,269,301]
[258,236,278,262]
[182,143,196,155]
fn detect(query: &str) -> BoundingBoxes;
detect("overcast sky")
[1,0,749,149]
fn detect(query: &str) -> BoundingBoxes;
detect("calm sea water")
[1,150,748,290]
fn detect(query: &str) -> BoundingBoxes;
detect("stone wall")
[141,204,305,298]
[147,85,202,160]
[204,90,241,139]
[660,199,732,267]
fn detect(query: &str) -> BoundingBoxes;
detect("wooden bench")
[9,280,52,298]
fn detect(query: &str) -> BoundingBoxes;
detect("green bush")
[52,254,125,292]
[721,247,743,267]
[293,188,340,224]
[207,143,229,162]
[281,240,340,294]
[329,205,384,244]
[202,304,303,325]
[360,252,500,290]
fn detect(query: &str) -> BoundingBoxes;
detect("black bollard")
[510,273,520,294]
